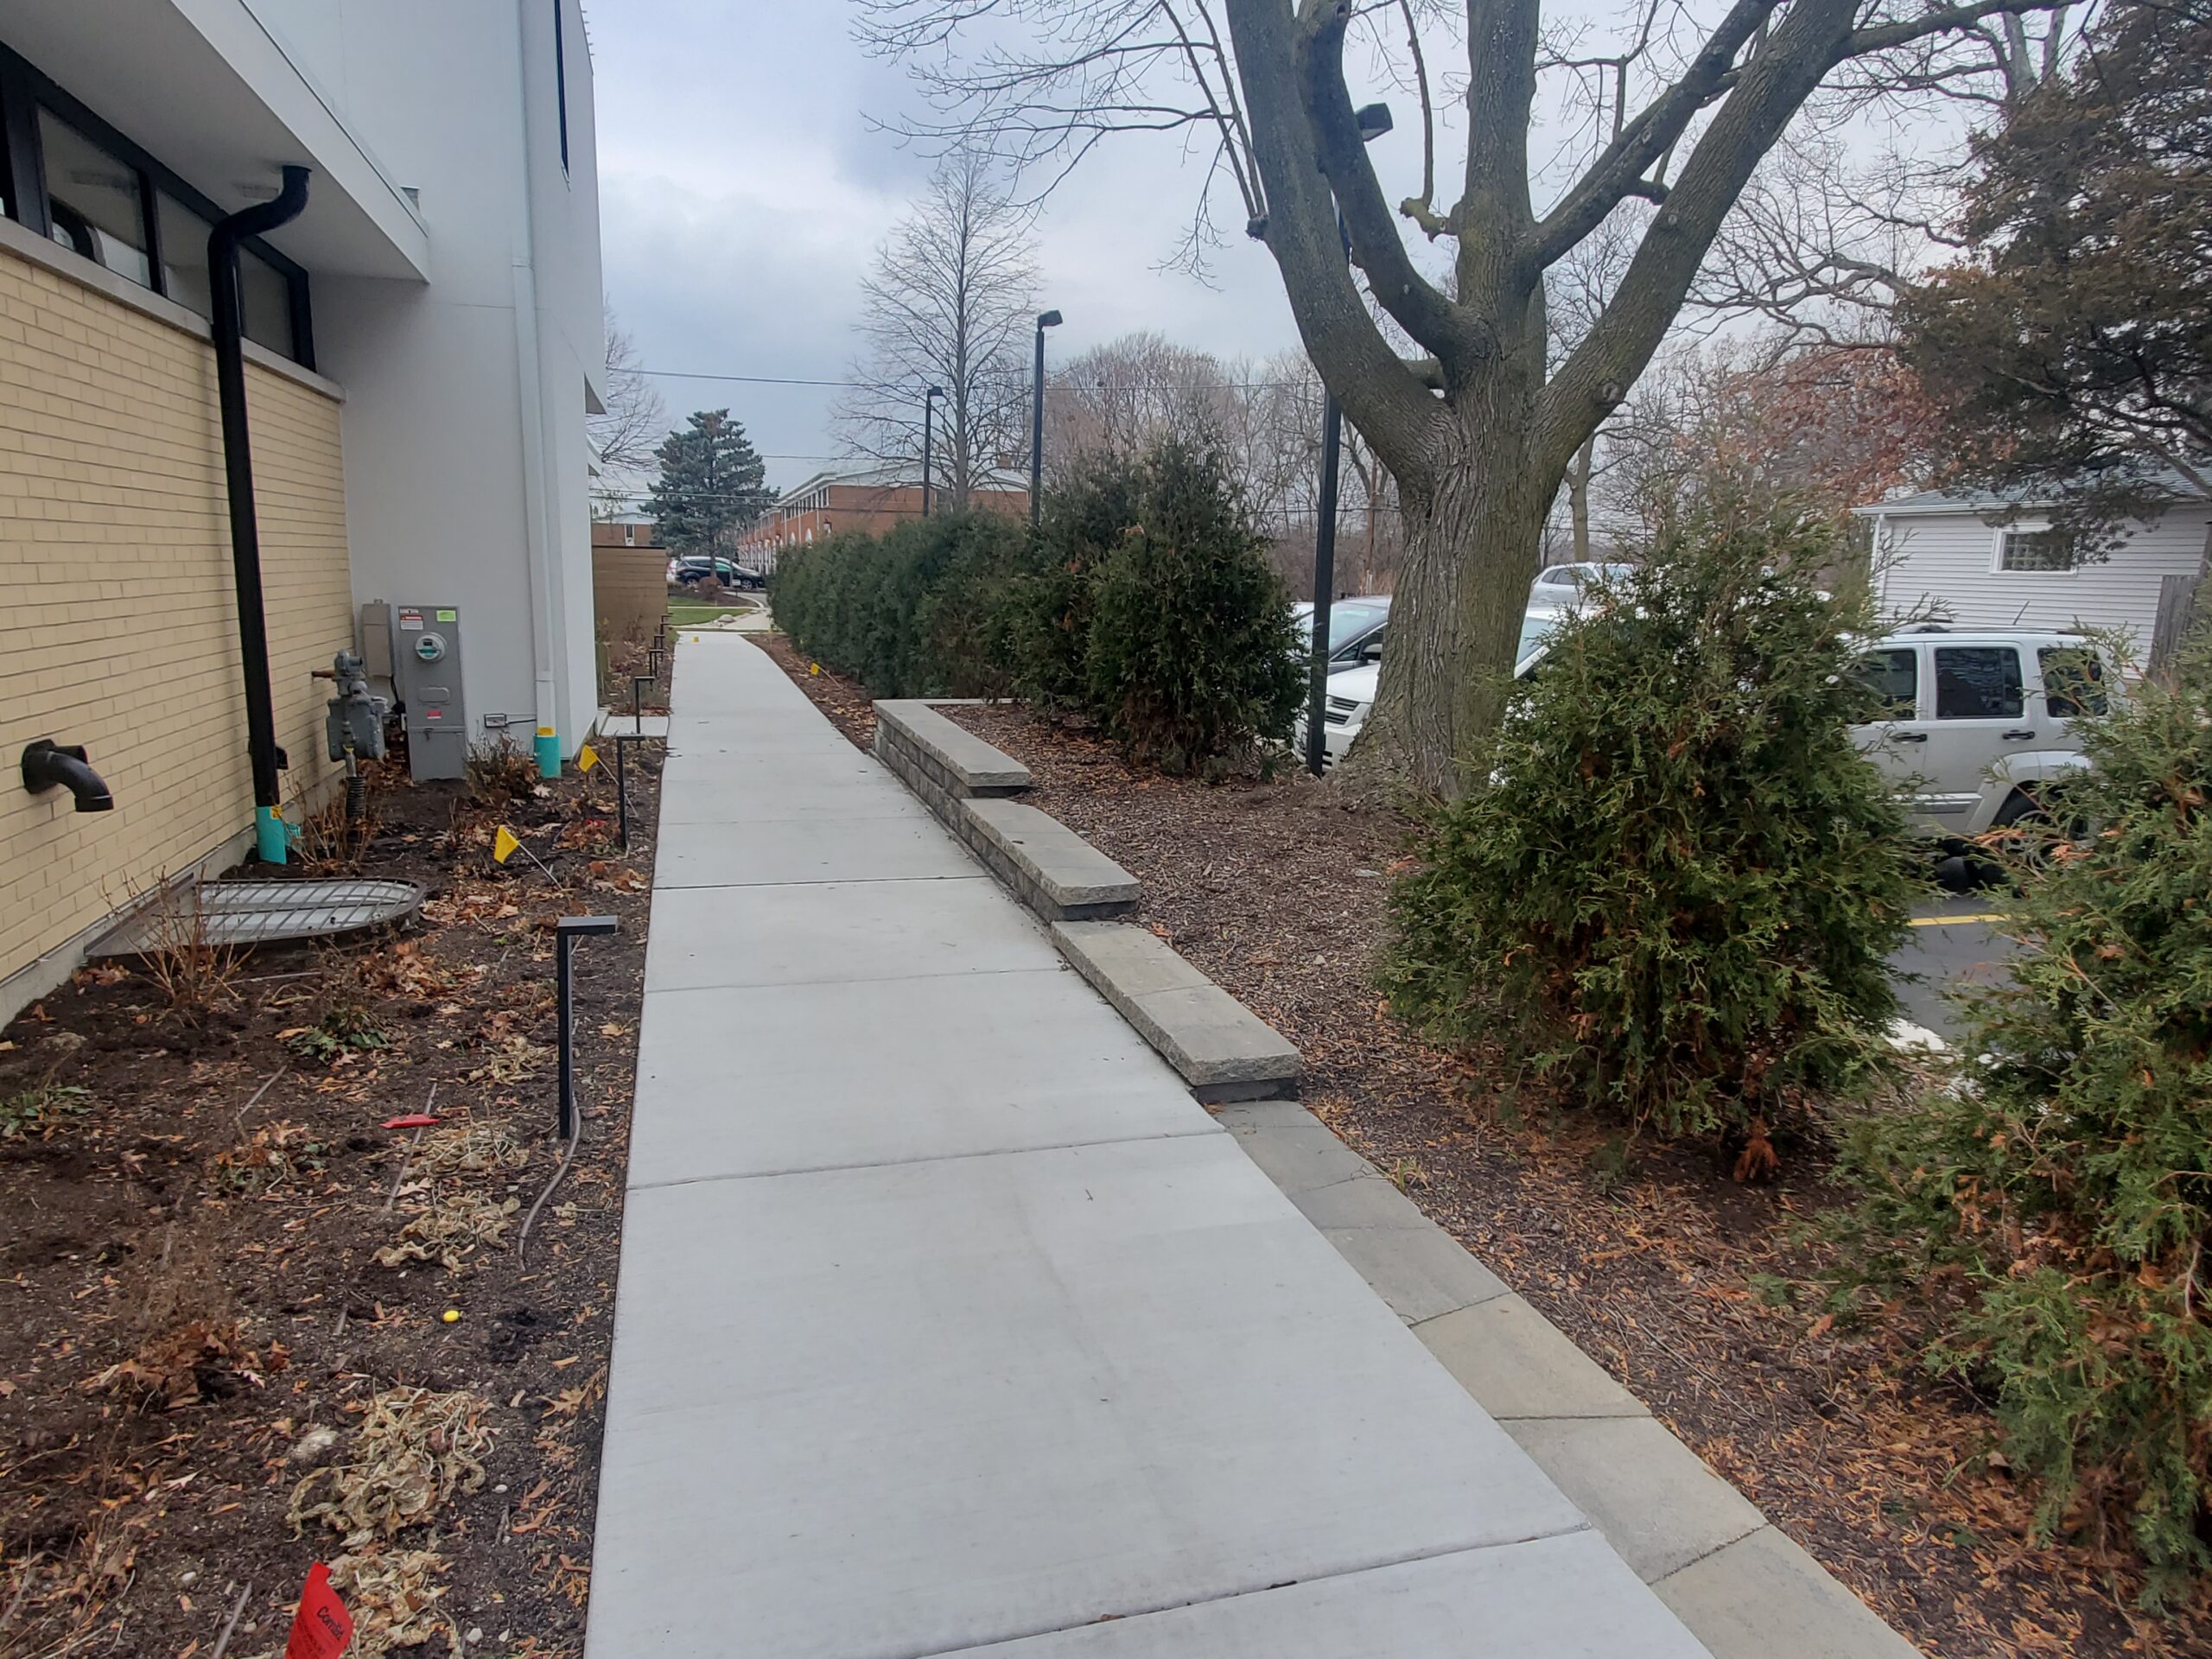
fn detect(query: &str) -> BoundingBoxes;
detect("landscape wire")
[233,1063,289,1140]
[207,1580,251,1659]
[517,1090,586,1268]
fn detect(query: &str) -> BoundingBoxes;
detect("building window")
[552,0,571,176]
[38,111,149,287]
[0,43,314,366]
[1996,525,2077,573]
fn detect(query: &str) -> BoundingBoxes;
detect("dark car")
[669,555,765,591]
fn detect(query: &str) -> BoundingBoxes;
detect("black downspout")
[209,165,310,864]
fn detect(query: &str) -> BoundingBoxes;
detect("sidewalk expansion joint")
[893,1525,1597,1659]
[625,1122,1224,1192]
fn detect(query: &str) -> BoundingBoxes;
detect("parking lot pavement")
[1890,895,2018,1041]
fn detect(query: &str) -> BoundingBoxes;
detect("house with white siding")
[1857,479,2209,661]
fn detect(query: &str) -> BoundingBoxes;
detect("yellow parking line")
[1909,913,2005,926]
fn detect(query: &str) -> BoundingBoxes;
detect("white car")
[1529,560,1634,610]
[1851,627,2108,836]
[1300,620,2110,820]
[1298,607,1565,768]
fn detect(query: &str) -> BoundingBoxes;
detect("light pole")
[1031,309,1062,525]
[1303,101,1392,778]
[921,385,943,518]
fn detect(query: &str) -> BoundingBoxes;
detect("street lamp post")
[921,385,943,518]
[1303,102,1392,779]
[1031,309,1062,525]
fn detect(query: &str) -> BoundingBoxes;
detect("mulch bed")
[762,639,2205,1659]
[0,720,667,1656]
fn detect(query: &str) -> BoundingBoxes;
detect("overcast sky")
[586,0,1408,493]
[583,2,1965,498]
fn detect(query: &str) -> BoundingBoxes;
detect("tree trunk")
[1340,400,1556,799]
[1568,434,1595,562]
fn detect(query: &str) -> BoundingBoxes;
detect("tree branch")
[1526,0,1782,272]
[1300,1,1472,361]
[1225,0,1444,485]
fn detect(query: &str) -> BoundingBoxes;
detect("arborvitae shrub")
[772,511,1026,696]
[1382,493,1917,1141]
[1003,452,1145,715]
[1834,633,2212,1593]
[1067,441,1303,771]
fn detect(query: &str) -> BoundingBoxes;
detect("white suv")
[1853,627,2109,835]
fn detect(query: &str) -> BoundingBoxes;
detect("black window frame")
[0,41,315,370]
[552,0,571,177]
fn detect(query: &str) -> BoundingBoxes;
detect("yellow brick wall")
[0,241,353,982]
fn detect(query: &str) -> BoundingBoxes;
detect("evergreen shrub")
[1072,441,1303,772]
[1834,635,2212,1592]
[1382,494,1918,1141]
[772,511,1026,696]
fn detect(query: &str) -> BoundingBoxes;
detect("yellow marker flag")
[492,825,522,864]
[809,662,822,676]
[576,742,600,773]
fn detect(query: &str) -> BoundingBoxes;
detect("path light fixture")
[1031,310,1062,524]
[921,385,944,518]
[1305,104,1392,778]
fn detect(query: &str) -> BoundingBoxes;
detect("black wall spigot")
[21,741,114,812]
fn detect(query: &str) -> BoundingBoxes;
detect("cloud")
[586,0,1309,492]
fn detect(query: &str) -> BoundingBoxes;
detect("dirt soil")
[758,635,2206,1659]
[0,715,665,1656]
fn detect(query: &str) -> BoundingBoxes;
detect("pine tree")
[646,410,773,556]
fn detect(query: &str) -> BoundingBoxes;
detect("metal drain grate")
[94,877,427,955]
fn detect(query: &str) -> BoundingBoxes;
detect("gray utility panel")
[390,603,467,780]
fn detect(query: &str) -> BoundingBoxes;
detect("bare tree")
[1042,334,1407,592]
[589,307,667,515]
[836,149,1039,508]
[855,0,2071,795]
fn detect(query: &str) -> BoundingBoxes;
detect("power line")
[636,365,1318,393]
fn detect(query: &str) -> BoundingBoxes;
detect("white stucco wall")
[278,0,606,753]
[1874,504,2211,654]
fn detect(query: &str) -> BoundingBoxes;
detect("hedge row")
[772,441,1302,772]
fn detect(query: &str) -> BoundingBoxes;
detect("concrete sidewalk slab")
[663,711,857,755]
[976,1532,1712,1658]
[657,763,918,825]
[588,637,1714,1659]
[642,874,1049,992]
[626,974,1211,1185]
[588,1133,1586,1659]
[652,814,981,889]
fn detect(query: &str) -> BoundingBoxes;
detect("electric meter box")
[391,604,467,780]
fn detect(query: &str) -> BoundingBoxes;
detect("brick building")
[740,461,1028,572]
[1,2,606,1019]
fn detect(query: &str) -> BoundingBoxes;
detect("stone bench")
[873,700,1029,817]
[1052,920,1300,1103]
[957,798,1139,921]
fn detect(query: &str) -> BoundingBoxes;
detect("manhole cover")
[94,878,426,955]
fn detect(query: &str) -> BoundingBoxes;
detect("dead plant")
[466,740,541,805]
[288,770,377,871]
[289,1387,493,1547]
[118,872,244,1020]
[374,1191,521,1272]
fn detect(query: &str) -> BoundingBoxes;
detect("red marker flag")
[286,1562,354,1658]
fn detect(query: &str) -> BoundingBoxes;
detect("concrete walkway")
[584,634,1712,1657]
